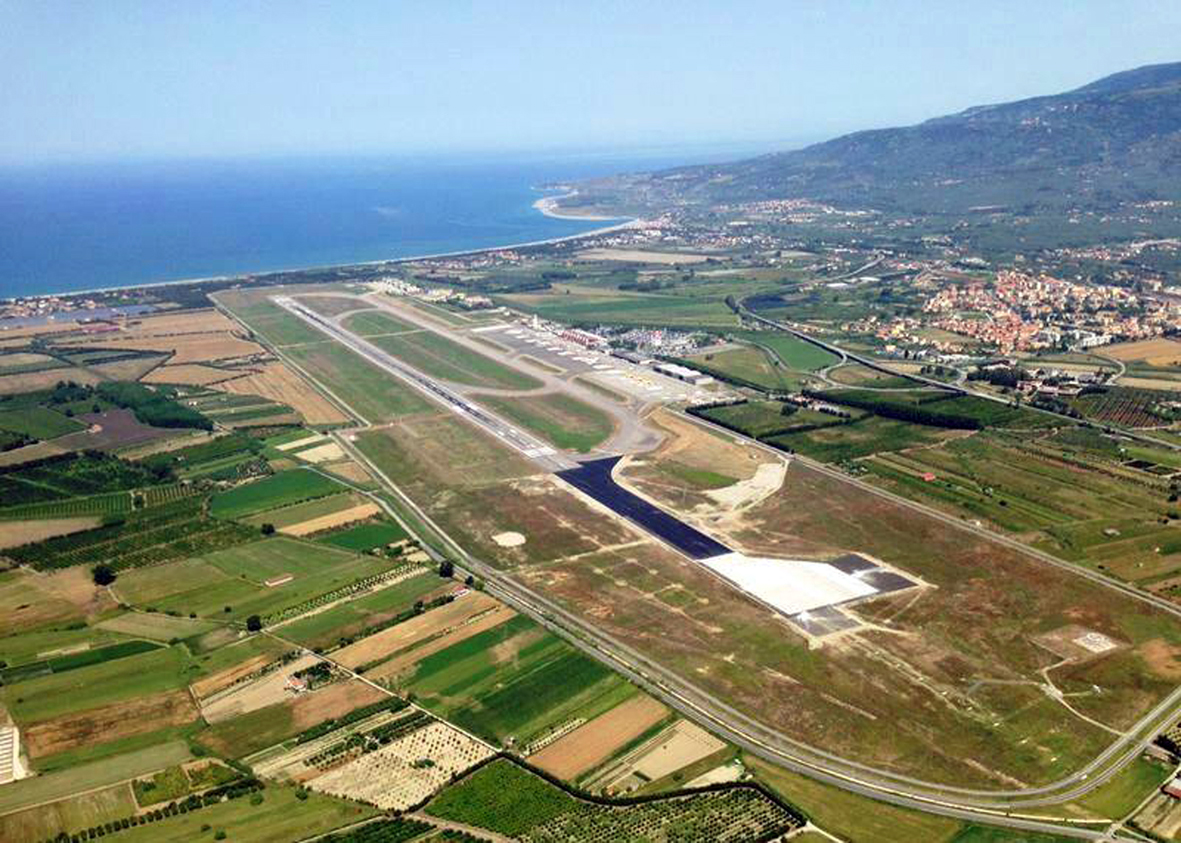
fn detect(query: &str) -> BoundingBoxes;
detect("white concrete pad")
[699,552,878,616]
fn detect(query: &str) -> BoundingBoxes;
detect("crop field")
[283,341,434,421]
[0,514,101,547]
[319,519,409,551]
[210,468,345,519]
[0,638,162,685]
[277,570,446,650]
[403,613,630,746]
[367,328,542,390]
[0,783,136,842]
[0,451,159,509]
[0,740,192,816]
[1,644,192,724]
[242,491,366,530]
[7,495,257,572]
[827,363,917,388]
[116,537,399,622]
[1072,386,1173,428]
[477,391,614,452]
[95,611,217,641]
[529,694,669,780]
[0,406,83,438]
[695,400,813,438]
[0,567,112,637]
[107,783,375,843]
[425,758,803,842]
[218,361,350,425]
[765,414,957,462]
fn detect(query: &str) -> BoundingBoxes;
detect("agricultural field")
[685,343,802,391]
[1071,386,1177,428]
[477,391,615,452]
[115,537,406,623]
[318,519,409,551]
[424,758,804,842]
[765,414,959,462]
[529,694,670,781]
[210,468,346,519]
[826,362,918,388]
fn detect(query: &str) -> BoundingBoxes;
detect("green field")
[766,415,953,462]
[0,645,193,724]
[405,614,630,745]
[283,341,433,421]
[318,519,409,551]
[117,537,397,622]
[277,570,442,649]
[478,391,614,452]
[99,783,373,843]
[210,468,345,520]
[241,491,362,529]
[0,742,192,816]
[369,329,542,390]
[502,286,740,328]
[696,401,811,438]
[0,406,84,438]
[342,310,420,336]
[0,639,163,685]
[686,344,801,391]
[736,330,840,371]
[0,784,136,842]
[426,758,802,841]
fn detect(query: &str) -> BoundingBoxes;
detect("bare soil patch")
[576,248,712,264]
[290,679,386,731]
[190,654,276,700]
[1105,337,1181,364]
[25,689,197,759]
[529,694,668,780]
[0,517,101,549]
[280,502,380,537]
[201,654,322,723]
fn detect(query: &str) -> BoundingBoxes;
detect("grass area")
[342,310,419,336]
[242,491,361,530]
[686,344,801,391]
[132,765,191,806]
[747,755,962,843]
[0,406,84,438]
[0,639,163,685]
[0,741,191,815]
[766,415,954,462]
[113,783,375,843]
[827,363,918,388]
[283,341,434,422]
[501,285,740,328]
[478,391,614,452]
[1072,756,1172,817]
[368,329,542,390]
[405,614,630,745]
[318,520,409,551]
[737,330,840,371]
[0,644,192,724]
[117,537,396,622]
[949,826,1079,842]
[695,400,819,438]
[210,468,345,520]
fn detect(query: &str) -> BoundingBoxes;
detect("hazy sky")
[3,0,1180,163]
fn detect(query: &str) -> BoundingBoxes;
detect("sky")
[3,0,1180,164]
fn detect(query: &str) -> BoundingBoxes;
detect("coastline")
[531,189,624,222]
[15,204,639,302]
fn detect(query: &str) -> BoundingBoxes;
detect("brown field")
[366,604,517,683]
[190,653,276,700]
[1104,337,1181,365]
[0,568,114,637]
[220,361,349,424]
[1119,376,1181,391]
[120,309,241,336]
[0,517,101,549]
[25,689,198,759]
[291,679,386,731]
[333,591,500,669]
[529,694,668,780]
[0,367,102,395]
[0,352,58,368]
[143,363,245,386]
[55,409,178,451]
[0,440,70,467]
[280,503,380,537]
[324,460,374,485]
[75,334,262,364]
[0,785,135,842]
[88,355,169,381]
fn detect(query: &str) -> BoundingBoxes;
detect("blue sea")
[0,147,752,298]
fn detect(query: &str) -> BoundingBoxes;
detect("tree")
[260,522,276,536]
[245,615,262,632]
[438,559,455,579]
[92,564,117,586]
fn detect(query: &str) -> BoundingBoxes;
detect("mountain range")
[573,62,1181,216]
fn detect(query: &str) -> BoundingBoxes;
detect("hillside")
[570,62,1181,216]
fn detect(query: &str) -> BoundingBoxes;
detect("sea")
[0,146,757,298]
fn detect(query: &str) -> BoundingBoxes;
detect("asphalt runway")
[557,457,732,560]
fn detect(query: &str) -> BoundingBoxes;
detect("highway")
[226,293,1174,841]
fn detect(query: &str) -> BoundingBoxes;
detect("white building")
[0,726,27,785]
[653,362,714,386]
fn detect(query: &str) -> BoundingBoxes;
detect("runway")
[273,296,577,472]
